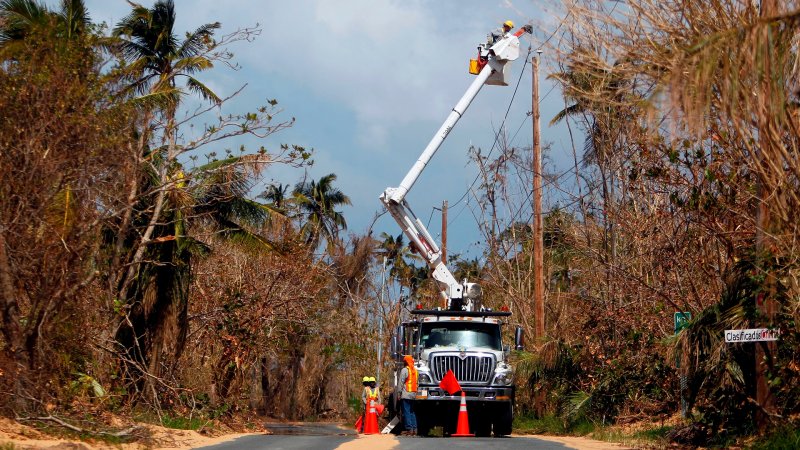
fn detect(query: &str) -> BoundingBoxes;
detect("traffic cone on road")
[363,399,380,434]
[451,391,474,437]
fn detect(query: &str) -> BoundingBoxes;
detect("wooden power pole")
[532,52,545,341]
[532,51,546,417]
[755,0,777,430]
[441,200,448,266]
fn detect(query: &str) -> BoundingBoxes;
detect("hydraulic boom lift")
[380,25,531,311]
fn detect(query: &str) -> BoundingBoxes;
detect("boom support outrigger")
[380,26,531,310]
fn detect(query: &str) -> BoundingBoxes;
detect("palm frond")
[177,21,219,58]
[184,74,220,105]
[550,102,583,125]
[58,0,89,38]
[128,87,181,110]
[562,390,592,422]
[173,55,213,74]
[0,0,49,44]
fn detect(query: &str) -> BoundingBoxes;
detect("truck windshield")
[419,322,502,350]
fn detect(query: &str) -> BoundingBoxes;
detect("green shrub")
[749,426,800,450]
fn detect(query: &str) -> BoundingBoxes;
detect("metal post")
[442,200,448,309]
[377,256,386,385]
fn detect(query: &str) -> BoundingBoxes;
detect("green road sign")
[674,311,692,334]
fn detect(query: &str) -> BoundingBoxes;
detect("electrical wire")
[445,46,534,227]
[440,11,574,234]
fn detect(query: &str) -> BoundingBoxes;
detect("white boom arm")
[380,28,527,308]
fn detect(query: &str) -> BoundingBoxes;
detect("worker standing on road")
[399,355,418,436]
[364,376,382,408]
[368,377,382,405]
[359,376,370,432]
[360,376,380,433]
[487,20,514,46]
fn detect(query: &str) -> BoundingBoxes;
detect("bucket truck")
[381,25,530,437]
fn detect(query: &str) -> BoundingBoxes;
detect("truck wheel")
[387,393,397,417]
[474,421,492,437]
[492,405,513,436]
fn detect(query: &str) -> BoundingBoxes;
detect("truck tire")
[416,415,430,437]
[474,421,492,437]
[493,404,513,436]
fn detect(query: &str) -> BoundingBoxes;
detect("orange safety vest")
[404,366,418,392]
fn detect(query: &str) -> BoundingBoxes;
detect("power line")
[446,11,573,229]
[446,47,534,227]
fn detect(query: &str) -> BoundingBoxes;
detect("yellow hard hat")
[369,377,376,382]
[504,20,514,29]
[362,376,370,382]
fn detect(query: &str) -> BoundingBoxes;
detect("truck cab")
[390,309,523,437]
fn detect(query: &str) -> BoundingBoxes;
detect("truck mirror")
[397,326,405,355]
[390,335,399,359]
[514,326,524,351]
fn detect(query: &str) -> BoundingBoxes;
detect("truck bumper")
[416,385,515,402]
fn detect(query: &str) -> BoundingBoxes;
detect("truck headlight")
[492,367,514,386]
[419,373,432,383]
[492,373,513,386]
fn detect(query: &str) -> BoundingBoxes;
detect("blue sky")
[71,0,578,259]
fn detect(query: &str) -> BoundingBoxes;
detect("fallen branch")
[16,415,143,438]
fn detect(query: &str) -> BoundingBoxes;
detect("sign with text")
[674,312,692,334]
[724,328,780,343]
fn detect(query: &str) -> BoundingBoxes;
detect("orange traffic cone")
[451,391,474,437]
[363,398,380,434]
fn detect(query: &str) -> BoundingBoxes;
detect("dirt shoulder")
[2,417,636,450]
[517,434,634,450]
[335,434,630,450]
[0,416,256,450]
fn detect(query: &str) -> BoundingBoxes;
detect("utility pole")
[532,51,545,341]
[442,200,448,309]
[442,200,448,266]
[532,50,546,417]
[755,0,777,430]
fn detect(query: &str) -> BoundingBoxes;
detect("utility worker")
[365,377,382,406]
[359,376,370,432]
[360,376,381,432]
[399,355,418,436]
[369,377,382,401]
[488,20,514,46]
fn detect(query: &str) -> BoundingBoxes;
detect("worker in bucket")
[399,355,418,436]
[488,20,514,46]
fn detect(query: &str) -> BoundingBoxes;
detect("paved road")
[197,422,584,450]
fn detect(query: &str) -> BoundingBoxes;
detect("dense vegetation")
[0,0,797,447]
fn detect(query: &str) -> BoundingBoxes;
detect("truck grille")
[429,353,495,384]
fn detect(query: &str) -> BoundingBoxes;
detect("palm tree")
[113,153,277,394]
[258,182,291,215]
[0,0,90,52]
[549,54,637,300]
[0,0,88,38]
[292,173,351,252]
[109,0,233,395]
[377,232,420,285]
[112,0,220,109]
